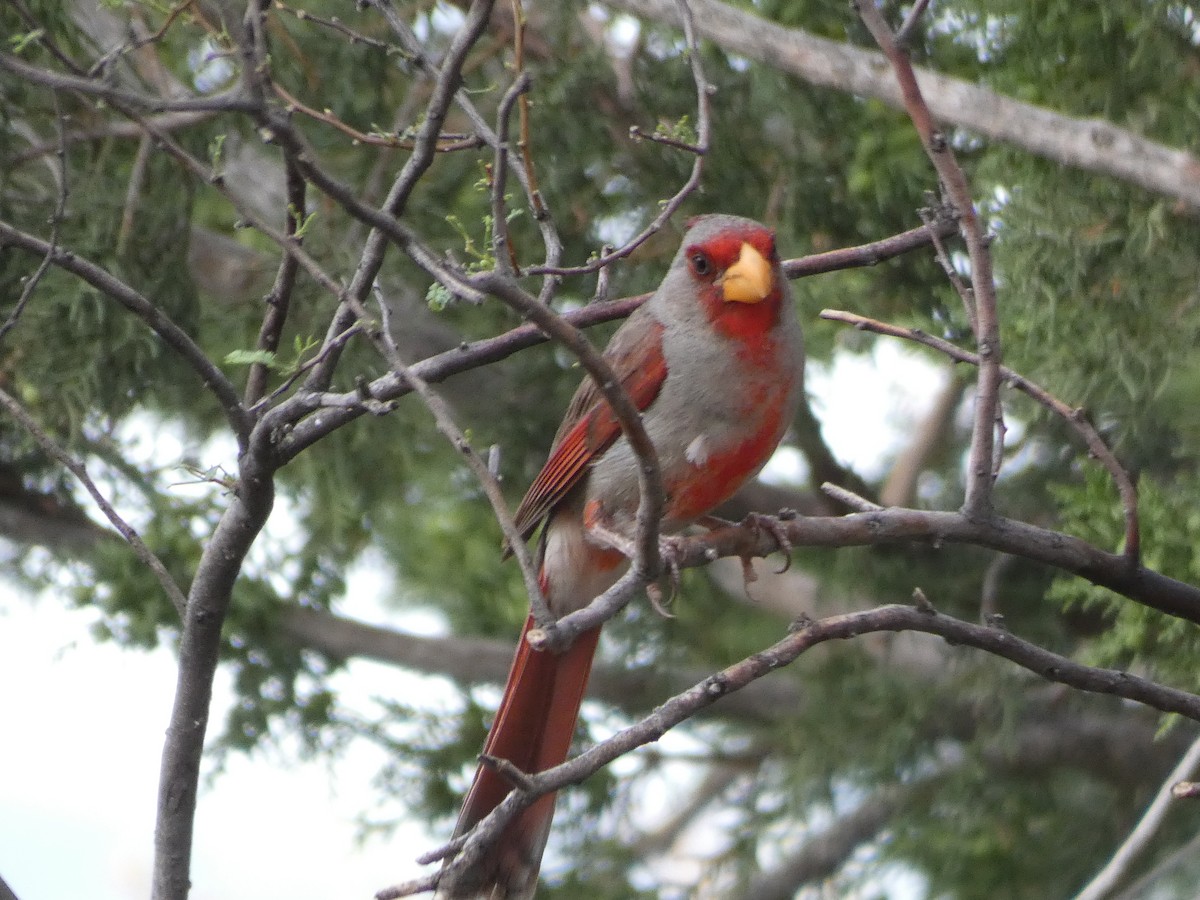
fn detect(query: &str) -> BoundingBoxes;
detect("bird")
[440,214,804,898]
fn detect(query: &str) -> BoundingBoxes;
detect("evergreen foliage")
[3,0,1200,897]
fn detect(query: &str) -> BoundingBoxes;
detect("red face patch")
[685,225,784,346]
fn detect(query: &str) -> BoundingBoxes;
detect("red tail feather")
[446,616,601,898]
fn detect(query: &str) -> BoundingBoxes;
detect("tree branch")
[856,1,1003,517]
[151,430,276,900]
[821,309,1140,563]
[0,220,252,446]
[1074,735,1200,900]
[0,52,256,113]
[0,386,188,617]
[422,603,1200,893]
[243,156,306,407]
[601,0,1200,210]
[682,510,1199,626]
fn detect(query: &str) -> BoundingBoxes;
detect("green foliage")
[6,0,1200,897]
[1050,468,1200,693]
[889,767,1131,899]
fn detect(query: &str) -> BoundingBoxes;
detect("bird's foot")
[586,522,685,618]
[741,511,795,574]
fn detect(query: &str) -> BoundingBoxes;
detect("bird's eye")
[690,252,712,276]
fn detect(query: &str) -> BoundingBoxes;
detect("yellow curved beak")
[721,242,774,303]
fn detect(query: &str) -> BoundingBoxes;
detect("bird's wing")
[512,310,667,538]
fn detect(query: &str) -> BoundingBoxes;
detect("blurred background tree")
[2,0,1200,897]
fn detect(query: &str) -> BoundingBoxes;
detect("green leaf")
[224,349,278,368]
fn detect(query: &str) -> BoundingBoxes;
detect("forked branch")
[856,1,1003,517]
[821,309,1140,564]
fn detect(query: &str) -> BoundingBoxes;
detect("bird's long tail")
[443,614,601,899]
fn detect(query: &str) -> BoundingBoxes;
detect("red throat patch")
[686,226,785,346]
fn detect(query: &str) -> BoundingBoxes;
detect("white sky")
[0,343,944,900]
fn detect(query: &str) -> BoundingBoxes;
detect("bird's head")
[668,214,787,340]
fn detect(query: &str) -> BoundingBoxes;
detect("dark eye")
[690,252,712,276]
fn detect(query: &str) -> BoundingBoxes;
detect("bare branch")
[1074,735,1200,900]
[601,0,1200,210]
[821,309,1140,563]
[895,0,932,46]
[509,0,547,222]
[243,157,306,407]
[488,72,531,276]
[0,220,252,446]
[270,81,484,152]
[782,209,957,279]
[0,387,188,618]
[856,1,1003,517]
[151,434,276,900]
[0,52,255,113]
[680,510,1198,625]
[0,871,22,900]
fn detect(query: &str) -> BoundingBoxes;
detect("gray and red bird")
[443,214,804,898]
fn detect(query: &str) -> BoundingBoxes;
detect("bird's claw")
[646,534,685,618]
[741,512,794,574]
[585,522,685,618]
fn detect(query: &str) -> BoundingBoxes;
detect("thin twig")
[0,220,252,446]
[1111,832,1200,900]
[272,0,393,51]
[524,0,712,279]
[0,387,188,617]
[918,202,975,331]
[895,0,932,46]
[244,157,306,407]
[368,290,552,628]
[821,482,881,512]
[270,82,483,151]
[509,0,546,219]
[820,308,1140,564]
[488,72,531,275]
[247,322,363,415]
[375,873,439,900]
[1074,735,1200,900]
[0,52,256,112]
[0,90,67,342]
[856,1,1004,517]
[628,124,705,154]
